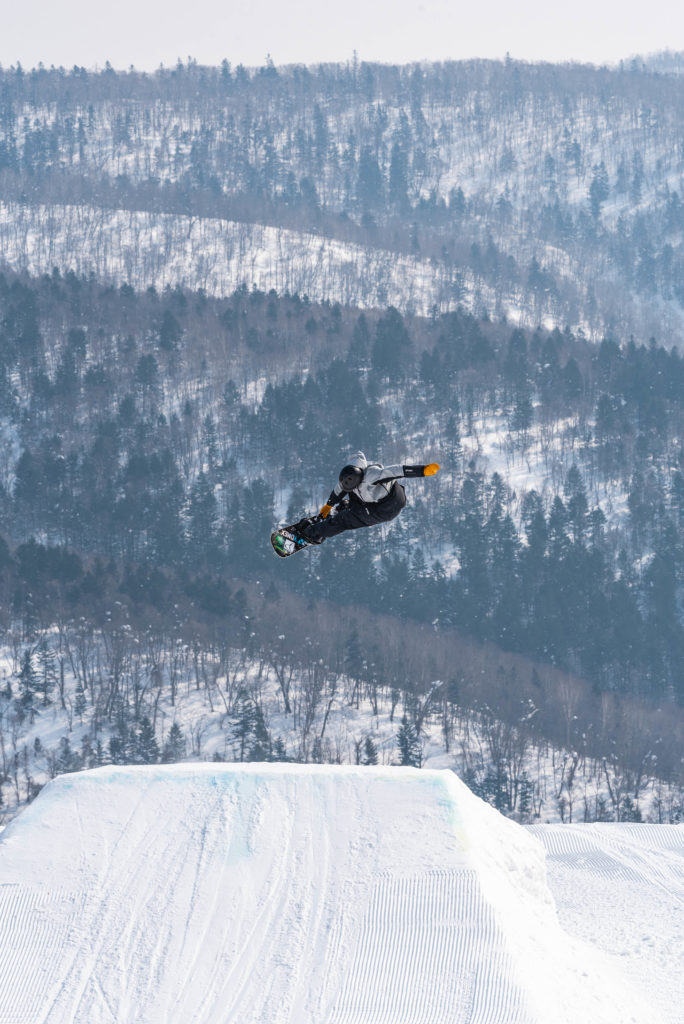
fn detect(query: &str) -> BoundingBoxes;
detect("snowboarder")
[271,452,439,556]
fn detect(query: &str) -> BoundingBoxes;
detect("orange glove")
[424,463,440,476]
[319,503,333,518]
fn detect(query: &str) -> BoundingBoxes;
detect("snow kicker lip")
[0,763,665,1024]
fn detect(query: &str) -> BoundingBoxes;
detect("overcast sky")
[2,0,682,72]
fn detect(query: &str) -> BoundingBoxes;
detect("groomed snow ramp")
[0,764,656,1024]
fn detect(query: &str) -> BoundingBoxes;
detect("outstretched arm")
[371,463,440,483]
[401,463,440,477]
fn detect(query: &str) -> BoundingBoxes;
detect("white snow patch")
[0,200,474,318]
[530,823,684,1024]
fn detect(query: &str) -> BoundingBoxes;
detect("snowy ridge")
[0,763,668,1024]
[2,195,681,339]
[0,200,472,317]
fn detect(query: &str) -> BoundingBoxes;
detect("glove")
[319,503,333,518]
[424,463,440,476]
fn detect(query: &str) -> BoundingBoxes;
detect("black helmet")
[339,464,364,491]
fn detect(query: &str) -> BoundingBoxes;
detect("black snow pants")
[305,482,406,542]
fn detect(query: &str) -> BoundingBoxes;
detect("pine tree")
[272,737,289,762]
[589,161,610,219]
[371,307,412,381]
[396,715,422,767]
[162,722,186,763]
[56,736,80,774]
[159,309,182,351]
[202,414,219,471]
[444,413,463,466]
[132,717,160,764]
[362,736,378,765]
[81,736,97,769]
[510,390,533,437]
[187,471,218,562]
[36,639,57,706]
[564,465,589,545]
[388,141,408,209]
[456,465,490,633]
[248,705,272,761]
[108,735,123,765]
[74,680,87,722]
[357,145,383,208]
[348,314,370,371]
[232,688,256,761]
[547,496,569,560]
[17,649,38,720]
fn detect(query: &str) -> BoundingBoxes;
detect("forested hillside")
[1,271,683,695]
[1,269,684,825]
[3,58,684,336]
[2,55,684,826]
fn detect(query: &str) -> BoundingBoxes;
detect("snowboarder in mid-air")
[271,452,440,557]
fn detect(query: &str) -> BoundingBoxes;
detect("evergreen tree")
[132,717,160,765]
[357,145,383,208]
[371,307,412,381]
[108,729,128,766]
[159,309,182,351]
[162,722,186,762]
[564,465,589,545]
[232,688,256,761]
[186,471,219,562]
[362,735,378,765]
[510,390,533,437]
[547,496,569,561]
[588,161,609,219]
[396,714,422,767]
[388,141,409,209]
[56,736,80,774]
[456,465,490,634]
[247,704,272,761]
[74,680,88,722]
[562,357,583,402]
[504,328,529,389]
[36,639,57,706]
[348,313,370,370]
[16,649,38,720]
[272,737,289,762]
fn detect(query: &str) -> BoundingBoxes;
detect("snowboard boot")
[291,516,324,544]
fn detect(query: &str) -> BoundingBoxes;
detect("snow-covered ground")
[0,200,477,318]
[0,763,678,1024]
[530,823,684,1024]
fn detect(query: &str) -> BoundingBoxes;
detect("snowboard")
[270,526,309,558]
[270,515,322,558]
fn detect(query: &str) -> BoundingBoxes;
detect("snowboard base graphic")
[270,527,310,558]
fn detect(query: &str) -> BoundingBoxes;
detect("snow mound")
[0,764,662,1024]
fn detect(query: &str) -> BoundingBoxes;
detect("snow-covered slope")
[0,200,469,317]
[0,764,672,1024]
[530,823,684,1024]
